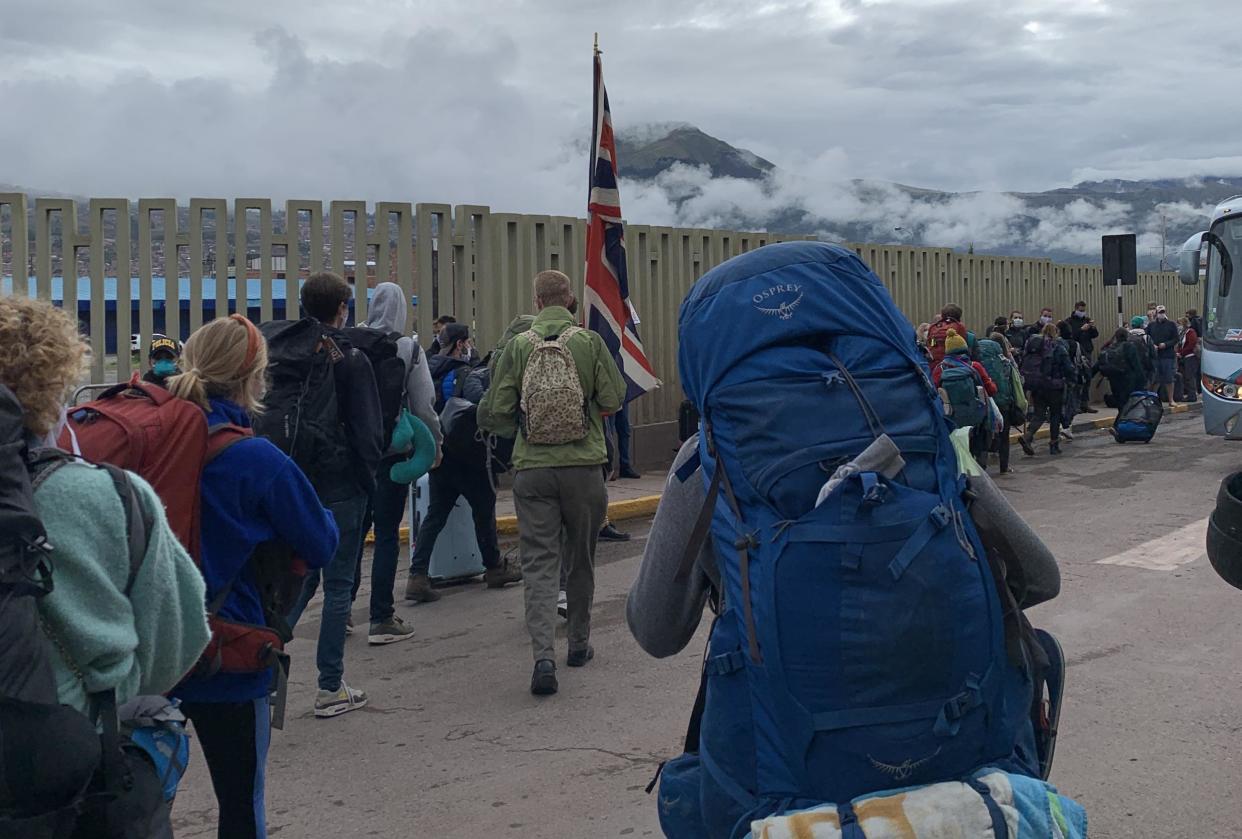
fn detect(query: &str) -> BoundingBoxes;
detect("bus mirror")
[1179,231,1206,285]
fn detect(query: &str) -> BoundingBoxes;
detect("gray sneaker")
[314,681,368,718]
[368,615,414,646]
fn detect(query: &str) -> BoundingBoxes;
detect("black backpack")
[344,326,408,450]
[254,319,353,499]
[1097,343,1128,377]
[1020,336,1064,393]
[0,385,169,839]
[1127,331,1155,373]
[440,364,490,463]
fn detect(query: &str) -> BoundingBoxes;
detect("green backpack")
[937,356,987,429]
[978,339,1015,411]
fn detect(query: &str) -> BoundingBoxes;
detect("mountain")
[613,125,1241,269]
[616,126,774,181]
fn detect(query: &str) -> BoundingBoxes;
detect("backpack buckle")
[859,472,887,507]
[734,533,759,552]
[930,505,951,528]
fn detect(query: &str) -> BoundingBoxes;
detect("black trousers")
[992,415,1013,471]
[1025,389,1065,446]
[181,699,268,839]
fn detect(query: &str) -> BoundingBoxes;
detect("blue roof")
[0,276,308,303]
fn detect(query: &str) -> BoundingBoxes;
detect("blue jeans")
[352,467,409,623]
[288,493,367,692]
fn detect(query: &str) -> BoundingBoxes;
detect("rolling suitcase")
[1113,390,1163,443]
[408,473,485,580]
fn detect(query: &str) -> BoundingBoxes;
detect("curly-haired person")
[0,295,209,832]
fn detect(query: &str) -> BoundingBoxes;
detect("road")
[173,411,1242,838]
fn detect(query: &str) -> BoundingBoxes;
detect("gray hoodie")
[362,283,443,453]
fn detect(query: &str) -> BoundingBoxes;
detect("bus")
[1180,196,1242,437]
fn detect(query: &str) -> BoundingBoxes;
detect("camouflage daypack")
[519,327,589,445]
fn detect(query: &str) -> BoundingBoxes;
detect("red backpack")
[926,319,960,365]
[60,378,297,693]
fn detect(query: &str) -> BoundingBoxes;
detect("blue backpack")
[660,242,1036,838]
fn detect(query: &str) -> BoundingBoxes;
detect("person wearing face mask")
[142,333,182,389]
[1005,311,1030,352]
[1145,305,1180,404]
[1059,302,1099,414]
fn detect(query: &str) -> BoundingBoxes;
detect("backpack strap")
[99,463,154,597]
[205,422,252,464]
[200,423,254,615]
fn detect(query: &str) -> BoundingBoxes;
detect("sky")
[1,0,1238,253]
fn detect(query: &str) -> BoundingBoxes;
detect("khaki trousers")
[512,465,608,662]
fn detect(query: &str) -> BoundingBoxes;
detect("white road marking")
[1096,517,1209,572]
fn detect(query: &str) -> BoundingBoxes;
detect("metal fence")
[0,194,1197,430]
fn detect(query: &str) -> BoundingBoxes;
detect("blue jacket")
[173,398,339,703]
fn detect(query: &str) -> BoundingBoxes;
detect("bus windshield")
[1206,215,1242,343]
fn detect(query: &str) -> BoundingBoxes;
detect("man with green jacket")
[479,270,626,696]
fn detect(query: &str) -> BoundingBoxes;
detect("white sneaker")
[1061,428,1075,442]
[315,681,368,718]
[557,590,568,620]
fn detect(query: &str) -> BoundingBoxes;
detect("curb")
[376,402,1201,545]
[380,493,664,544]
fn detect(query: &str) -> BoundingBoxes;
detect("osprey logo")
[868,748,942,781]
[753,283,803,320]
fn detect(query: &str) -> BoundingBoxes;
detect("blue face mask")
[153,359,178,377]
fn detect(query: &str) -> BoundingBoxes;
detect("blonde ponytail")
[167,316,267,413]
[166,367,210,410]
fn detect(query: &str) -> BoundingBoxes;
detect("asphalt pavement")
[172,410,1242,838]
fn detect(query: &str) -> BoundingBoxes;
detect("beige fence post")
[1,193,29,297]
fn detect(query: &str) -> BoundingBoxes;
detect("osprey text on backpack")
[519,327,589,445]
[662,242,1037,838]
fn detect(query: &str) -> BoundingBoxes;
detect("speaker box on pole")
[1102,233,1138,286]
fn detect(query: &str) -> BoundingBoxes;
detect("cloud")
[0,0,1236,262]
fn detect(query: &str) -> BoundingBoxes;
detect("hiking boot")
[598,523,631,542]
[345,615,354,635]
[557,590,568,620]
[1049,441,1062,456]
[484,561,523,589]
[404,574,441,603]
[368,615,414,646]
[1019,436,1036,457]
[619,468,642,480]
[531,660,558,696]
[567,645,595,668]
[315,681,368,718]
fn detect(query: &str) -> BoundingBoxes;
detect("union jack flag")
[583,45,660,402]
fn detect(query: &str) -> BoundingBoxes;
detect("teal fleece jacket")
[33,461,211,715]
